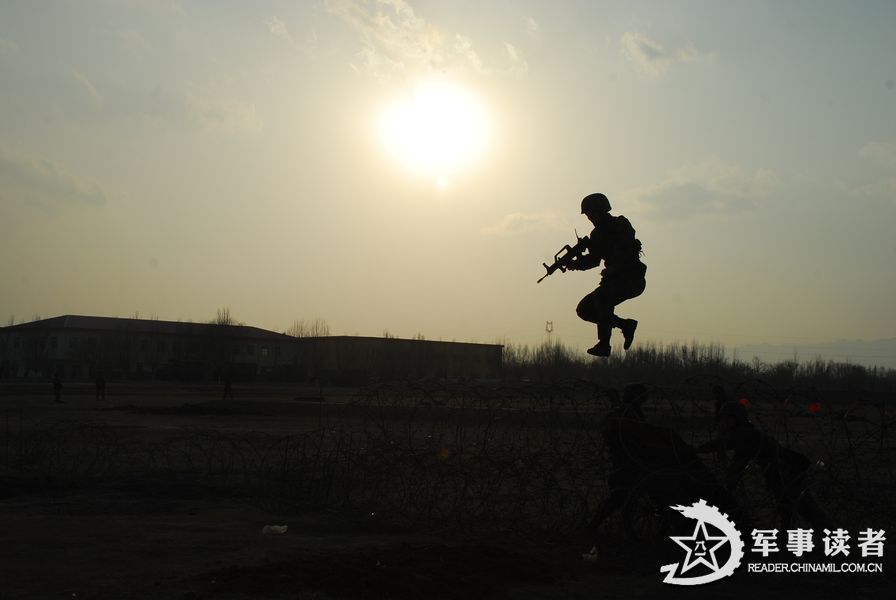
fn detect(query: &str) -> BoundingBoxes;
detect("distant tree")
[287,318,330,337]
[212,307,235,326]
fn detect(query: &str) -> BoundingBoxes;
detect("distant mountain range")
[730,338,896,370]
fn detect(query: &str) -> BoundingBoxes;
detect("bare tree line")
[499,338,896,390]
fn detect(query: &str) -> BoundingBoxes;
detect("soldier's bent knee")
[576,297,596,322]
[577,292,611,323]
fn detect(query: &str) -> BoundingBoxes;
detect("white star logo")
[671,520,729,574]
[661,500,745,585]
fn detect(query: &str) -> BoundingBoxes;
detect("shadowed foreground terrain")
[1,380,893,599]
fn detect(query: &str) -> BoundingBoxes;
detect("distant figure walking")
[696,400,829,531]
[95,370,106,401]
[568,193,646,357]
[53,371,63,404]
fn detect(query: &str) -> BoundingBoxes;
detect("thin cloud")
[0,145,107,207]
[504,42,528,76]
[113,28,151,55]
[621,31,713,78]
[71,68,104,105]
[859,141,896,170]
[184,83,263,134]
[629,158,778,221]
[326,0,445,75]
[453,34,485,73]
[105,0,185,14]
[265,15,295,44]
[524,16,539,38]
[853,141,896,201]
[326,0,510,78]
[852,178,896,199]
[481,212,564,236]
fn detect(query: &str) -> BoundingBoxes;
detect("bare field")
[0,380,893,599]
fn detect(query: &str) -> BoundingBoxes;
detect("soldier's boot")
[620,319,638,350]
[587,343,611,357]
[587,322,612,357]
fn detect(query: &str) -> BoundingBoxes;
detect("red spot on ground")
[808,402,822,414]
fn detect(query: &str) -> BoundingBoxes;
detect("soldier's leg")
[595,283,622,348]
[787,472,830,531]
[609,273,646,349]
[588,485,628,540]
[580,274,645,355]
[575,290,600,324]
[577,291,608,355]
[589,469,635,544]
[581,287,615,355]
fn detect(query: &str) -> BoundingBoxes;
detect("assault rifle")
[537,231,589,283]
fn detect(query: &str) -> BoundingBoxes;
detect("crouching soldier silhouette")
[586,384,742,556]
[696,401,829,531]
[568,193,646,357]
[587,383,652,541]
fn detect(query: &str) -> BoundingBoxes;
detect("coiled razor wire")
[2,378,893,539]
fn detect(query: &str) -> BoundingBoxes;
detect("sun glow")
[377,80,491,184]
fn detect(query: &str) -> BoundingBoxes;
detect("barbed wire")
[1,378,893,540]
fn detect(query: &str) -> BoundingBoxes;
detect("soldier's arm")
[724,432,757,489]
[568,230,602,270]
[569,251,601,270]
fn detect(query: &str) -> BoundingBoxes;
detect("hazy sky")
[1,1,894,357]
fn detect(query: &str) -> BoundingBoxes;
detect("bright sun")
[377,80,491,186]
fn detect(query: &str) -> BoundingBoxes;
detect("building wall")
[0,319,502,383]
[293,337,502,383]
[0,323,292,381]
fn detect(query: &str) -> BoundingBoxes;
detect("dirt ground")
[0,383,891,599]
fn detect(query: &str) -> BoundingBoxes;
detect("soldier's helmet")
[581,193,611,215]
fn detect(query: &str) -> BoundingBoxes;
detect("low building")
[293,336,502,384]
[0,315,503,383]
[0,315,293,381]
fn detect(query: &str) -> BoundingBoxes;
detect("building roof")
[2,315,293,341]
[2,316,504,349]
[295,335,503,349]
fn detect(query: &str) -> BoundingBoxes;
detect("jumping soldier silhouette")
[568,193,646,357]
